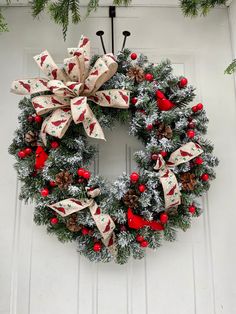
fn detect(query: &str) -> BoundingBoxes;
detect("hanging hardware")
[109,6,116,54]
[121,31,131,51]
[96,30,107,54]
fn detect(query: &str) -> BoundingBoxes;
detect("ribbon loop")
[154,142,203,209]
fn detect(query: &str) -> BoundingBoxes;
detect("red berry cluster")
[27,114,42,124]
[136,235,148,248]
[192,103,203,113]
[130,172,147,193]
[77,168,91,183]
[17,147,33,159]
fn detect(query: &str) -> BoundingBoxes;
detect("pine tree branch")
[225,59,236,74]
[180,0,228,17]
[0,9,8,32]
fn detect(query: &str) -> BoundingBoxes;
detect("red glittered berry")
[138,184,146,193]
[160,151,167,157]
[187,129,195,139]
[41,188,49,197]
[195,157,203,165]
[131,97,138,105]
[197,103,203,111]
[160,212,169,224]
[130,53,137,60]
[179,77,188,88]
[192,105,198,113]
[146,124,153,131]
[82,227,89,235]
[18,150,26,159]
[130,172,139,182]
[77,168,85,177]
[151,153,159,161]
[24,147,32,155]
[145,73,153,81]
[140,240,148,248]
[201,173,209,181]
[49,181,56,187]
[156,90,165,99]
[51,141,60,149]
[188,205,196,214]
[50,217,59,225]
[83,170,91,180]
[27,115,34,122]
[136,235,145,242]
[34,115,42,123]
[188,121,196,129]
[93,242,102,252]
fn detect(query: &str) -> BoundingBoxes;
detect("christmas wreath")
[9,35,218,264]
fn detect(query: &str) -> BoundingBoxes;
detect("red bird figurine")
[127,208,164,231]
[35,146,48,170]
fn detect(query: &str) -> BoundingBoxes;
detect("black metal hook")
[96,30,107,54]
[121,31,131,51]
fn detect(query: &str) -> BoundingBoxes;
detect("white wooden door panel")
[1,5,236,314]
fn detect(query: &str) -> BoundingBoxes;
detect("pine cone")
[55,171,73,190]
[66,214,81,232]
[157,122,173,139]
[24,130,37,146]
[127,66,145,83]
[123,189,139,208]
[180,172,196,191]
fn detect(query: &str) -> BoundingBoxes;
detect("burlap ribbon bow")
[154,142,203,209]
[11,35,130,144]
[48,188,116,254]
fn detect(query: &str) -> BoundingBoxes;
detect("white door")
[1,3,236,314]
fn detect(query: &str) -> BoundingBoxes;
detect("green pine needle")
[225,59,236,75]
[0,9,8,32]
[180,0,228,17]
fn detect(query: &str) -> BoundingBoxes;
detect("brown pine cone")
[66,214,81,232]
[123,189,139,208]
[127,66,145,83]
[180,172,196,191]
[55,171,73,190]
[157,122,173,139]
[24,130,38,146]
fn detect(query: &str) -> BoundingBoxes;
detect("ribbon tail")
[11,78,49,95]
[71,96,105,140]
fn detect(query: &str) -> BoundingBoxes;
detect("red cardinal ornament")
[127,208,164,231]
[35,146,48,170]
[156,90,175,111]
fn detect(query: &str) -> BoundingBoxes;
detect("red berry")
[151,153,159,161]
[51,141,59,149]
[83,170,91,180]
[146,124,153,131]
[201,173,209,181]
[136,235,145,242]
[130,53,137,60]
[188,121,196,129]
[158,98,175,111]
[188,205,196,214]
[50,217,59,225]
[49,181,56,187]
[78,178,85,184]
[187,129,195,139]
[145,73,153,81]
[156,90,165,99]
[197,103,203,111]
[131,97,138,105]
[27,115,34,122]
[130,172,139,182]
[160,151,167,157]
[34,115,42,123]
[24,147,32,155]
[77,168,85,177]
[41,188,49,197]
[160,213,169,224]
[140,240,148,248]
[93,242,102,252]
[82,227,89,235]
[195,157,203,165]
[179,77,188,88]
[192,105,198,113]
[18,150,26,159]
[138,184,146,193]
